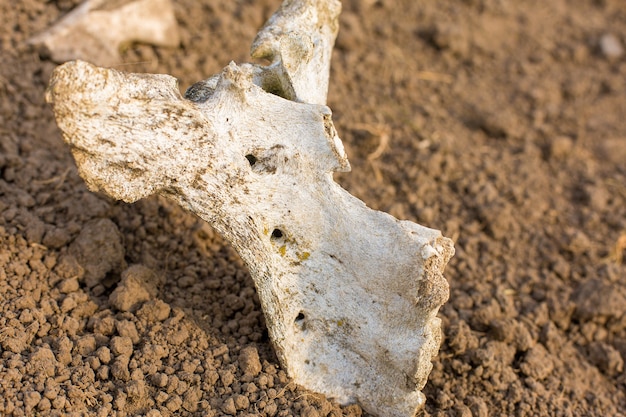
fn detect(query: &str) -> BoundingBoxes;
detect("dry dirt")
[1,0,626,416]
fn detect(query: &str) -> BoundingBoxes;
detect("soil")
[1,0,625,416]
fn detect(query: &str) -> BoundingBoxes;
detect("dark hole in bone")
[295,312,305,323]
[261,75,293,100]
[245,154,257,166]
[271,229,283,239]
[184,80,215,103]
[265,83,287,98]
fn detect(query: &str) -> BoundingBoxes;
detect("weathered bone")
[45,1,454,416]
[29,0,179,66]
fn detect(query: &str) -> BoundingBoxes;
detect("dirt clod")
[68,218,125,288]
[238,346,263,376]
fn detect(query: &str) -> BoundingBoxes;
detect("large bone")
[45,1,454,416]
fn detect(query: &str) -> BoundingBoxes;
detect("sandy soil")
[1,0,626,416]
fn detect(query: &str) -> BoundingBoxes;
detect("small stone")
[238,346,262,376]
[61,315,80,336]
[600,33,623,59]
[143,344,168,362]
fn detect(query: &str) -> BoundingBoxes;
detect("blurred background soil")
[1,0,625,416]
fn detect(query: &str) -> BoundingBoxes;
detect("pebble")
[600,33,623,59]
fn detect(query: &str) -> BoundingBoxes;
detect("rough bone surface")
[29,0,179,66]
[45,1,454,416]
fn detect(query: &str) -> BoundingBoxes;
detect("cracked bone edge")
[29,0,179,66]
[45,2,454,416]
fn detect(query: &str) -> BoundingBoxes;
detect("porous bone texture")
[45,1,454,416]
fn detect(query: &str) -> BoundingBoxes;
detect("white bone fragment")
[29,0,179,66]
[45,1,454,416]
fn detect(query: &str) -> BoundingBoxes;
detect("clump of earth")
[1,0,625,416]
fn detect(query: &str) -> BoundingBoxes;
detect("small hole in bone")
[295,312,305,323]
[271,229,283,239]
[245,154,257,166]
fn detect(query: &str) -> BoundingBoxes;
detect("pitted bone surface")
[45,1,454,416]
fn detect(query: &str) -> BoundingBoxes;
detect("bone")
[45,1,454,416]
[29,0,179,66]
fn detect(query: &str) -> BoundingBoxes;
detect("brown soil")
[1,0,626,416]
